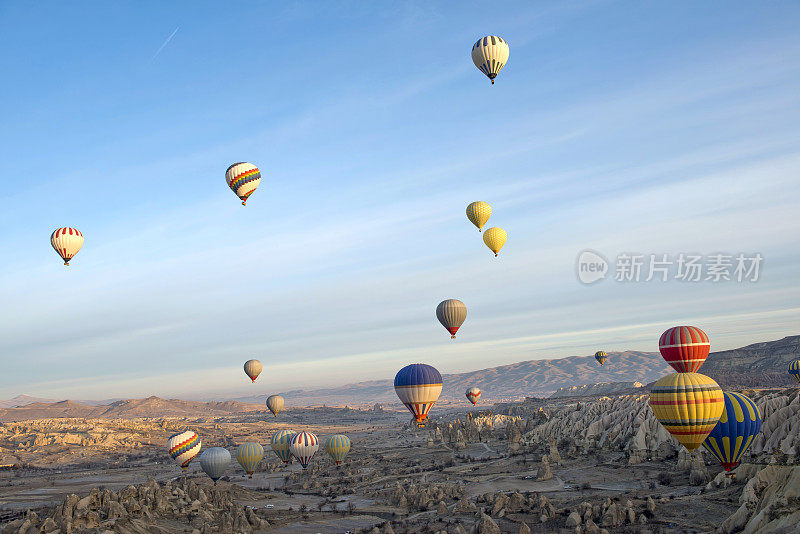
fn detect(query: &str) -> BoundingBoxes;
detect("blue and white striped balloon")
[394,363,443,425]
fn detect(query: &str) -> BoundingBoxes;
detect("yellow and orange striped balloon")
[649,372,724,451]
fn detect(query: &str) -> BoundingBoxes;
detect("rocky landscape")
[2,335,799,532]
[0,385,798,533]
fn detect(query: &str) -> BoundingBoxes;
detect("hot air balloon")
[50,227,84,266]
[483,227,506,257]
[466,202,492,232]
[199,447,230,484]
[703,392,761,472]
[466,387,481,405]
[788,360,800,383]
[659,326,710,373]
[394,363,443,426]
[325,434,351,465]
[270,429,296,464]
[243,360,262,383]
[595,351,608,365]
[471,36,509,85]
[649,372,724,451]
[167,430,201,471]
[289,431,319,469]
[235,442,264,478]
[436,299,467,339]
[225,162,261,205]
[266,395,284,417]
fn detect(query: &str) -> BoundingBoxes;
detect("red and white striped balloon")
[658,326,710,372]
[289,431,318,469]
[50,227,84,266]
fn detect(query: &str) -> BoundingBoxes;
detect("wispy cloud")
[150,26,179,62]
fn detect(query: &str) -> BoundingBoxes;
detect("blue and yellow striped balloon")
[703,392,761,471]
[788,360,800,383]
[325,434,351,465]
[270,430,296,464]
[236,442,264,478]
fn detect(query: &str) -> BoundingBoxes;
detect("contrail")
[151,26,179,62]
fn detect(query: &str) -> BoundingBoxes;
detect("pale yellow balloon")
[266,395,284,417]
[466,202,492,232]
[483,227,507,256]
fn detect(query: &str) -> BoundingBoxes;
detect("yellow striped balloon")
[466,202,492,232]
[649,372,724,451]
[270,429,296,464]
[235,442,264,478]
[325,434,351,465]
[483,227,507,257]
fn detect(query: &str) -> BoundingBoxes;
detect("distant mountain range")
[0,394,119,409]
[3,335,797,419]
[0,396,263,422]
[232,350,672,406]
[700,335,800,388]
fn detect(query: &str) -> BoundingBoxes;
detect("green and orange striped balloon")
[649,372,724,451]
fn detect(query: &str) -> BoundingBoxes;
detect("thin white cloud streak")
[150,27,179,62]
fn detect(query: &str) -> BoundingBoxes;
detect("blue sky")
[1,1,799,400]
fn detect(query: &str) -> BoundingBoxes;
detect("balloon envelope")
[243,360,262,383]
[325,434,351,465]
[649,372,724,451]
[594,351,608,365]
[50,227,84,266]
[466,387,481,405]
[225,162,261,205]
[266,395,284,417]
[483,227,507,256]
[703,392,761,471]
[199,447,230,483]
[659,326,710,373]
[167,430,201,471]
[290,431,319,469]
[471,36,509,84]
[789,360,800,383]
[394,363,443,424]
[466,202,492,232]
[270,429,296,463]
[236,442,264,477]
[436,299,467,339]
